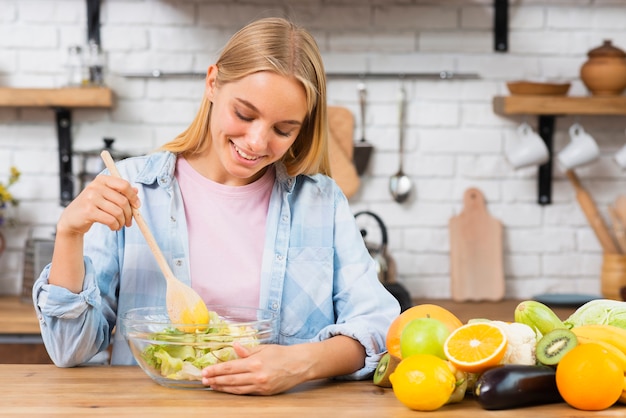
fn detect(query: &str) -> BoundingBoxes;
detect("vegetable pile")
[377,299,626,412]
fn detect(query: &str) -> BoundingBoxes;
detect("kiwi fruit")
[535,328,578,366]
[373,352,401,387]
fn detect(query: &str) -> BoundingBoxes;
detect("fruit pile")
[374,299,626,412]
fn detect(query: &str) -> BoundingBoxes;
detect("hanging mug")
[506,122,549,169]
[557,123,600,170]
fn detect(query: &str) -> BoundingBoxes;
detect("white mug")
[615,135,626,169]
[506,122,550,169]
[557,123,600,170]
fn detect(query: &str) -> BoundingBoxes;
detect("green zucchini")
[474,364,564,410]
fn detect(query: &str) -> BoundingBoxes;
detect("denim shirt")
[33,151,400,379]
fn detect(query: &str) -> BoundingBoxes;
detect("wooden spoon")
[100,151,209,327]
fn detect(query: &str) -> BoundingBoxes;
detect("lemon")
[389,354,457,411]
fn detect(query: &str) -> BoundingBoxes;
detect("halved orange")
[443,322,508,373]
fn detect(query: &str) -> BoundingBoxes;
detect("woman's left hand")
[201,336,365,395]
[201,343,308,395]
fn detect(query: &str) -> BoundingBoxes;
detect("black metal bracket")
[494,0,508,52]
[86,0,101,45]
[537,115,556,205]
[54,108,74,207]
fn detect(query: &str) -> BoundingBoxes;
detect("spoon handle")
[100,150,177,283]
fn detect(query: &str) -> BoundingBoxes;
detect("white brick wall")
[0,0,625,300]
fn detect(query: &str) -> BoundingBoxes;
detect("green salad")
[141,312,260,381]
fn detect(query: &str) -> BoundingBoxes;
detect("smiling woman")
[32,17,400,396]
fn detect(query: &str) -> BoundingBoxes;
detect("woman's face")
[203,66,308,186]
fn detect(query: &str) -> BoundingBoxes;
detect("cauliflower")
[491,321,537,365]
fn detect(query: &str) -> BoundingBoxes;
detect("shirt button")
[276,254,284,261]
[281,215,288,222]
[175,260,182,267]
[271,302,279,310]
[170,216,176,223]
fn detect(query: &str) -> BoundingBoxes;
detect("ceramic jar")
[580,40,626,96]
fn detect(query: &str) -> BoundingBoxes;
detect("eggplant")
[474,364,564,410]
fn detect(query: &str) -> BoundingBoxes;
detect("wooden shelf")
[0,87,113,108]
[493,95,626,116]
[493,95,626,205]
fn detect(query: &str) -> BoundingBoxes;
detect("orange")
[389,354,456,411]
[386,304,463,358]
[443,322,507,373]
[556,343,623,411]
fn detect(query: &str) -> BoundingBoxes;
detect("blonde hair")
[161,17,330,177]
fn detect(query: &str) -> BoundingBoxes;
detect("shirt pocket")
[280,247,335,339]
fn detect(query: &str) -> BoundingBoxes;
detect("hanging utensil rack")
[117,70,480,80]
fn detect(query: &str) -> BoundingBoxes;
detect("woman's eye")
[234,109,253,122]
[274,127,292,138]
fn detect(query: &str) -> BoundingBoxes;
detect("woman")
[33,17,400,395]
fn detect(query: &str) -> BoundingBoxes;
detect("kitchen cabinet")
[493,95,626,205]
[0,296,51,364]
[0,87,113,206]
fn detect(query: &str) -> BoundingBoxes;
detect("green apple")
[400,317,450,360]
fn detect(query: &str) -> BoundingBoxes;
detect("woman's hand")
[201,336,366,395]
[201,343,308,395]
[57,174,140,236]
[48,173,140,292]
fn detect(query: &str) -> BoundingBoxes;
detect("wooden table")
[0,364,624,417]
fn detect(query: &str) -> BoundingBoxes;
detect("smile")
[232,141,261,161]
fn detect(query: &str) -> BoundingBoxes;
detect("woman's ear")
[205,65,218,100]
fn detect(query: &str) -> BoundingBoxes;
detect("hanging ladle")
[101,151,210,329]
[389,86,412,203]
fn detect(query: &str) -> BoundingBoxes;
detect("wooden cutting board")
[449,188,505,302]
[328,106,360,198]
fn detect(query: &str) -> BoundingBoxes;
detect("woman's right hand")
[57,173,141,236]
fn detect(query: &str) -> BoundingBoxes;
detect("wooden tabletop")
[0,364,624,417]
[0,295,41,335]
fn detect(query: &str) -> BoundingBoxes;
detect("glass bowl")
[120,305,277,389]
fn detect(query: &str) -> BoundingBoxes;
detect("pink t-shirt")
[176,157,275,308]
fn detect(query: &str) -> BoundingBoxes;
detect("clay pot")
[580,40,626,96]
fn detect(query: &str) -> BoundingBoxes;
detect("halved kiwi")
[536,328,578,366]
[373,352,401,387]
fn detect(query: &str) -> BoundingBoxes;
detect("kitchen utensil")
[615,195,626,226]
[76,137,133,191]
[608,204,626,253]
[580,40,626,96]
[506,81,571,96]
[565,170,619,254]
[601,253,626,300]
[100,150,210,326]
[532,293,599,308]
[506,122,549,169]
[557,123,600,170]
[449,188,505,302]
[354,210,412,312]
[353,83,373,176]
[327,106,359,198]
[389,86,412,203]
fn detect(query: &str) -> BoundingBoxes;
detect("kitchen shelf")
[493,95,626,205]
[493,95,626,116]
[0,87,113,206]
[0,87,112,108]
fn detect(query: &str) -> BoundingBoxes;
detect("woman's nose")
[246,122,271,151]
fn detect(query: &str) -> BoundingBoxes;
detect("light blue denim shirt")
[33,151,400,379]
